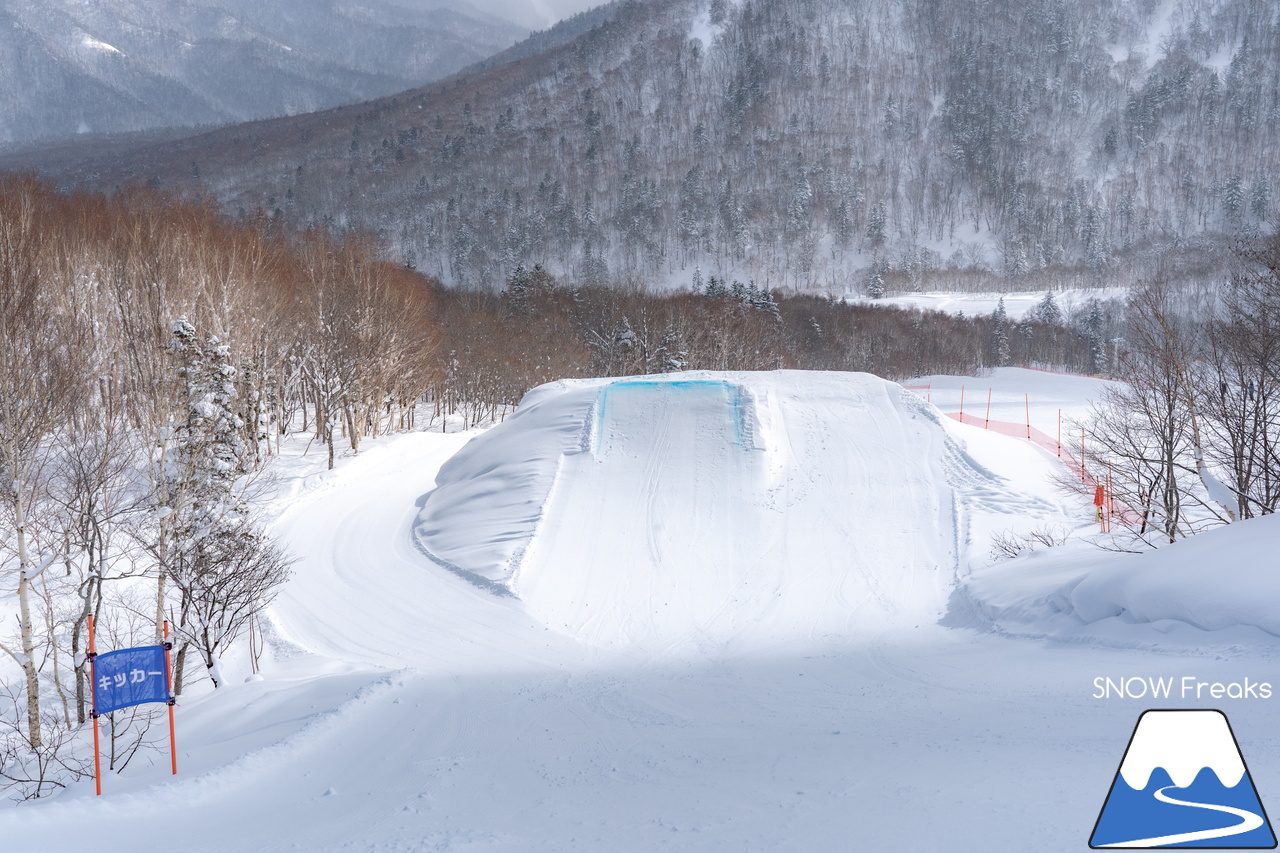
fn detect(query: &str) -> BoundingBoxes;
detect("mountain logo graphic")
[1091,710,1277,848]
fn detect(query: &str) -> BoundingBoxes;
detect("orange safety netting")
[939,410,1140,528]
[902,378,1138,529]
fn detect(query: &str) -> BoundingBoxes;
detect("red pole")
[959,385,965,424]
[1057,409,1061,457]
[984,388,992,429]
[164,621,177,776]
[1025,394,1031,440]
[89,615,101,797]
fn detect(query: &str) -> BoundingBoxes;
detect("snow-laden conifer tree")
[866,258,887,299]
[1082,300,1106,375]
[1034,291,1061,325]
[990,298,1011,366]
[161,317,289,691]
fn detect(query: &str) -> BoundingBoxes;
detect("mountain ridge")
[0,0,530,149]
[4,0,1276,293]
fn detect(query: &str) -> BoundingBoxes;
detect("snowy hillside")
[15,0,1276,291]
[0,0,528,148]
[3,368,1280,851]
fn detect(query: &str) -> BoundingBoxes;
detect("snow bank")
[416,370,996,650]
[411,379,603,590]
[1065,515,1280,635]
[962,514,1280,642]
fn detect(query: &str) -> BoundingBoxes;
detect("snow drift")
[415,370,995,649]
[963,513,1280,642]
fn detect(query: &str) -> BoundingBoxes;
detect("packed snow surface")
[966,512,1280,643]
[4,367,1280,852]
[417,372,972,649]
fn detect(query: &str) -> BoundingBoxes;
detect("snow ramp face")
[414,371,987,650]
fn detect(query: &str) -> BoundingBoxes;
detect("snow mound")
[415,371,995,649]
[1065,515,1280,635]
[962,514,1280,642]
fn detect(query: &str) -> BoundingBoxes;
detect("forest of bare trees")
[25,0,1274,297]
[1074,233,1280,548]
[0,176,440,798]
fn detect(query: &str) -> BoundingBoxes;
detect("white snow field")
[850,287,1128,321]
[4,368,1280,852]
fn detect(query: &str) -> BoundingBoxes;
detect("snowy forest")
[12,0,1278,295]
[1,0,1280,809]
[0,174,1126,796]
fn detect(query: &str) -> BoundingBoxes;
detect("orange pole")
[1025,394,1031,440]
[984,388,992,429]
[164,621,177,776]
[89,615,101,796]
[959,385,965,424]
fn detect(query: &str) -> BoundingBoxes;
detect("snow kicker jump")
[414,371,992,650]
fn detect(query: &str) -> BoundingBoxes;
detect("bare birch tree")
[0,181,84,749]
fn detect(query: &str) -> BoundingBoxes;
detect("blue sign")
[91,646,171,715]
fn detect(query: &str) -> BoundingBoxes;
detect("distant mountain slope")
[457,0,610,30]
[0,0,527,148]
[5,0,1277,292]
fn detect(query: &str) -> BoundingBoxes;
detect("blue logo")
[1091,710,1277,848]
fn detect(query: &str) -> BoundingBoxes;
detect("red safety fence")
[938,409,1141,529]
[945,411,1059,453]
[1015,365,1122,383]
[901,380,1137,530]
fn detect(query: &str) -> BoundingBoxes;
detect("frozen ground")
[3,369,1279,852]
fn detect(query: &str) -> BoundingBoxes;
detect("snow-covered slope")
[416,371,984,650]
[0,0,527,148]
[7,367,1280,852]
[964,512,1280,645]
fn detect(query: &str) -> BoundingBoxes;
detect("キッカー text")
[1093,676,1272,699]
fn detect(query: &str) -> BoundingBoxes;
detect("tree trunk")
[14,485,42,748]
[173,642,189,696]
[204,634,223,689]
[73,611,87,725]
[346,406,360,453]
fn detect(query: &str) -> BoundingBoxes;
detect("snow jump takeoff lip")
[413,371,980,650]
[1090,709,1277,849]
